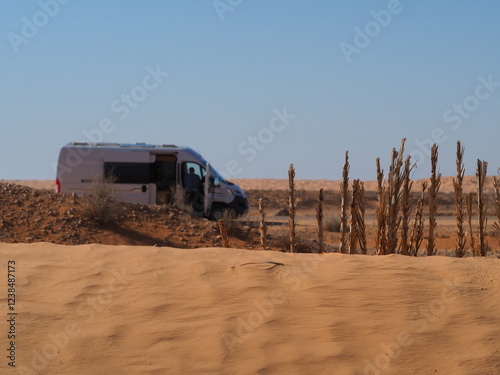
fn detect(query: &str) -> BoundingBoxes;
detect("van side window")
[104,162,150,184]
[181,162,205,188]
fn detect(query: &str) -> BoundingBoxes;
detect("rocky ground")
[1,180,499,255]
[0,182,260,248]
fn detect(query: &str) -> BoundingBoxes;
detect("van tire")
[210,204,230,221]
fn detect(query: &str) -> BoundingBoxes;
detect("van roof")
[65,142,181,150]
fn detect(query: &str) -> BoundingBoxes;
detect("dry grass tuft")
[81,175,122,225]
[169,186,194,215]
[324,215,341,233]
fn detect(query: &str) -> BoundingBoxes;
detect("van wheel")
[210,205,231,221]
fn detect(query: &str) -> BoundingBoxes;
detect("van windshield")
[197,157,226,183]
[210,166,226,183]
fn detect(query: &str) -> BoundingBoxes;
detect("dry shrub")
[269,226,291,251]
[324,215,341,232]
[220,209,246,239]
[169,186,194,215]
[82,175,122,225]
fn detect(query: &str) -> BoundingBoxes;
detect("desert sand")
[1,242,499,374]
[3,175,496,194]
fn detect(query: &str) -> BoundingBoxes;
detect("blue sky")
[1,0,499,181]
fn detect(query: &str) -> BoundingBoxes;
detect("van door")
[204,163,214,217]
[151,154,177,204]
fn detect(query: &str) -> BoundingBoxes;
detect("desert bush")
[324,215,341,232]
[220,208,246,238]
[169,186,194,215]
[82,175,122,225]
[268,226,290,251]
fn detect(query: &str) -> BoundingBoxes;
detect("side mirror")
[214,177,220,187]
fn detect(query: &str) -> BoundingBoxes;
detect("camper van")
[56,142,248,220]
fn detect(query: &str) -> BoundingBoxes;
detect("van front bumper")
[229,196,249,217]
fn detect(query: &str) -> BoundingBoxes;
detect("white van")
[56,142,248,220]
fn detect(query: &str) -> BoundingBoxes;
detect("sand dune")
[2,243,499,374]
[4,175,496,195]
[233,176,495,194]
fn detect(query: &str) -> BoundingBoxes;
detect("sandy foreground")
[1,243,499,375]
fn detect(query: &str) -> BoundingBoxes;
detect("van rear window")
[104,162,150,184]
